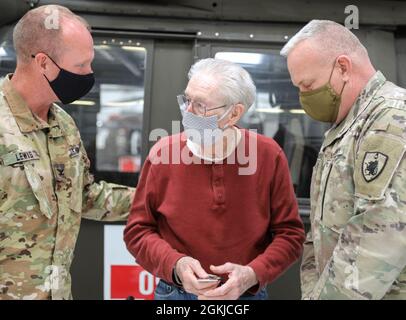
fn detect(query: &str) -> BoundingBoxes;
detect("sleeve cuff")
[247,259,269,294]
[164,253,187,285]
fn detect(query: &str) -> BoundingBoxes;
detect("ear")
[32,53,51,73]
[228,103,245,126]
[336,55,352,82]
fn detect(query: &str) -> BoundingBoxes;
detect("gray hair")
[280,20,368,61]
[188,58,256,110]
[13,5,90,64]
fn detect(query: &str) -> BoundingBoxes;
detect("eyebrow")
[184,91,204,102]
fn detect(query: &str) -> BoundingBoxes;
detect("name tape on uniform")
[0,150,40,166]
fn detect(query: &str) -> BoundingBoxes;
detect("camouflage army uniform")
[302,71,406,300]
[0,75,135,300]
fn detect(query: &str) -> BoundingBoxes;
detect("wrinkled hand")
[198,263,258,300]
[175,257,220,296]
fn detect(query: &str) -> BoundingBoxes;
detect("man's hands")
[175,257,220,296]
[174,258,258,299]
[198,263,258,300]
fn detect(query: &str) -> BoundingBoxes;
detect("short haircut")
[13,5,90,64]
[280,20,368,62]
[188,58,256,110]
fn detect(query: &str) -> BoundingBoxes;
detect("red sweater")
[124,129,304,290]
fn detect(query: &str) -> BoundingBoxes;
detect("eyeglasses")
[177,94,228,116]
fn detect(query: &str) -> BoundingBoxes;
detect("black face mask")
[32,54,95,104]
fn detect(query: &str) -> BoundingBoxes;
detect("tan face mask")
[299,61,347,123]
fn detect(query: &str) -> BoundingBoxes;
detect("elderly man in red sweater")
[124,58,305,300]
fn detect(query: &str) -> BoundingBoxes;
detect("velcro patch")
[362,152,388,182]
[0,150,40,166]
[68,144,80,158]
[355,133,406,200]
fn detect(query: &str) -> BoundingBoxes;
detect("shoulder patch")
[362,152,388,182]
[355,133,406,200]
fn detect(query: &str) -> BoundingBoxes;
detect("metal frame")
[92,31,154,166]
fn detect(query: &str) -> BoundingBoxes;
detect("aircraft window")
[93,45,146,174]
[215,51,330,199]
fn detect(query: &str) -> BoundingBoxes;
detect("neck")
[11,67,54,122]
[355,65,377,97]
[335,64,376,124]
[201,126,239,159]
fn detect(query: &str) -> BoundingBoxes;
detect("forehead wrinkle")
[186,75,219,101]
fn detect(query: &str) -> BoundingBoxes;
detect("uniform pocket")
[309,157,323,217]
[0,146,57,218]
[23,162,55,219]
[315,220,341,271]
[320,161,333,221]
[67,157,85,214]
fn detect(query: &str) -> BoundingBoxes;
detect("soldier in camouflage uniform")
[0,5,135,299]
[281,20,406,299]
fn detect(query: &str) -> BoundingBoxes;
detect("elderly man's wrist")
[172,263,183,286]
[246,266,258,288]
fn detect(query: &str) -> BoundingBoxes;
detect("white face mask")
[181,106,233,146]
[186,127,242,162]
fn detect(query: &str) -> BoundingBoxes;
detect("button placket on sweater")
[211,163,225,205]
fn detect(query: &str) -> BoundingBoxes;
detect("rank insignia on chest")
[362,152,388,182]
[68,144,80,158]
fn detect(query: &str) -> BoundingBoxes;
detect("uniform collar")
[1,74,61,134]
[322,71,386,150]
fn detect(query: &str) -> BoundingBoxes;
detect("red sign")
[118,156,140,173]
[110,265,158,300]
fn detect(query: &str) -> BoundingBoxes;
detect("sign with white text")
[104,225,159,300]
